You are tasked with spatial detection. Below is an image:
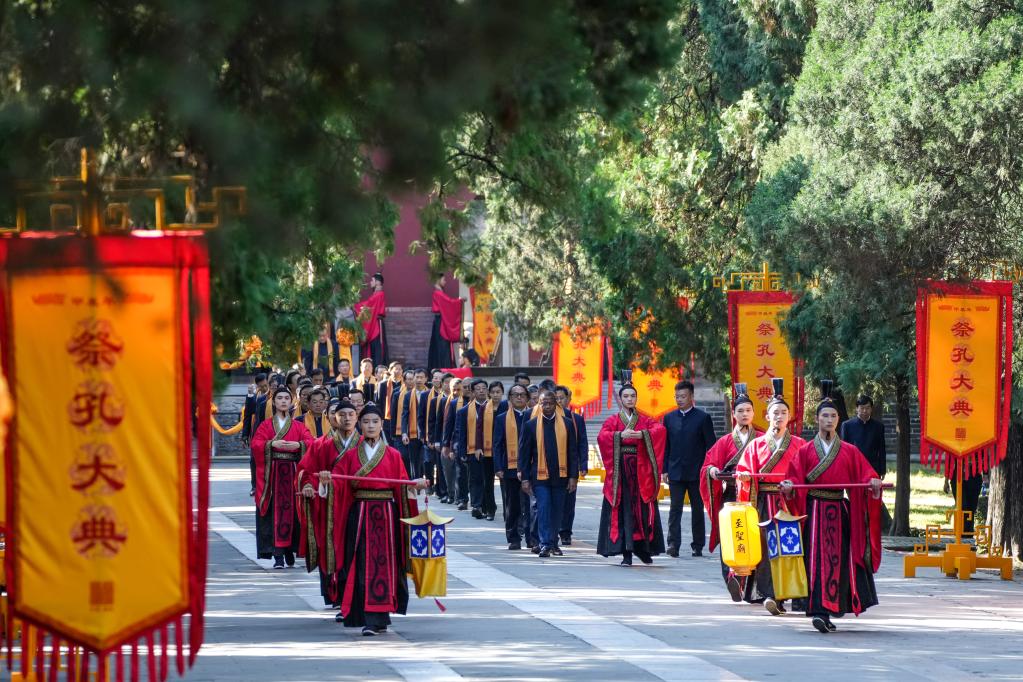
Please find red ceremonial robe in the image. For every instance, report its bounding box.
[736,431,807,517]
[355,290,386,343]
[251,416,314,556]
[431,289,462,342]
[788,438,882,615]
[297,430,362,570]
[597,411,666,545]
[333,442,417,620]
[700,427,762,552]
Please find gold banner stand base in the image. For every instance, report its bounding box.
[903,466,1013,581]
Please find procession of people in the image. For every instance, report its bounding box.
[240,281,885,638]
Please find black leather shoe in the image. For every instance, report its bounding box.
[560,536,572,546]
[812,617,831,633]
[620,556,633,567]
[531,545,541,554]
[273,556,285,569]
[636,551,653,565]
[335,612,345,623]
[551,547,564,556]
[486,513,495,521]
[727,577,742,602]
[284,551,295,567]
[538,548,551,558]
[457,502,468,511]
[692,548,703,557]
[508,542,521,551]
[471,508,483,519]
[667,546,679,558]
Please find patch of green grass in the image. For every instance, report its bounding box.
[882,463,968,535]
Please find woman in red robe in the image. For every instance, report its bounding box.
[354,272,387,365]
[735,378,806,612]
[596,382,667,566]
[251,387,314,568]
[782,381,881,634]
[428,275,462,371]
[699,383,762,599]
[332,404,425,636]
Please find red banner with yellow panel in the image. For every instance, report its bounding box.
[916,281,1013,477]
[552,325,606,417]
[727,291,803,433]
[471,285,499,362]
[1,235,211,680]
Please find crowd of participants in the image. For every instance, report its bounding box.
[239,355,885,637]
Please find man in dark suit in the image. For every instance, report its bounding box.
[839,394,887,477]
[517,389,578,558]
[554,385,588,546]
[662,380,716,557]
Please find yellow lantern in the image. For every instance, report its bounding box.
[719,502,762,575]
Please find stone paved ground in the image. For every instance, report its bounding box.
[190,461,1023,681]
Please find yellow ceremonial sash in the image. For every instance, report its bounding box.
[303,412,330,438]
[536,416,568,480]
[354,375,376,393]
[424,388,439,441]
[466,401,495,456]
[383,380,397,419]
[505,410,520,469]
[311,338,335,372]
[408,389,420,439]
[394,386,408,436]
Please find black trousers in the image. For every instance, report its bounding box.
[456,456,470,504]
[667,479,706,551]
[469,456,496,514]
[404,439,424,478]
[499,475,523,543]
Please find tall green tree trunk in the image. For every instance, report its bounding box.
[891,377,912,537]
[990,422,1023,561]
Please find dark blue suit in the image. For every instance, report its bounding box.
[518,415,578,550]
[427,393,448,496]
[662,406,716,552]
[559,411,589,542]
[494,408,534,546]
[454,401,497,516]
[398,388,428,478]
[444,395,470,505]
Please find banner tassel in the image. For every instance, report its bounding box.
[66,645,76,682]
[174,618,185,677]
[130,640,139,682]
[47,637,59,682]
[20,623,30,678]
[116,648,124,682]
[97,652,108,682]
[433,598,447,612]
[80,648,90,682]
[146,632,157,682]
[159,625,169,682]
[35,627,46,681]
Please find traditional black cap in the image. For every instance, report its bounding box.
[732,383,753,409]
[336,399,357,413]
[359,404,383,420]
[816,379,837,415]
[767,377,788,409]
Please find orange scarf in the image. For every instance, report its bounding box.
[394,386,409,436]
[424,388,439,441]
[383,379,399,419]
[466,400,495,456]
[505,410,520,469]
[531,403,565,419]
[536,415,568,480]
[355,374,375,393]
[408,388,421,439]
[303,412,330,437]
